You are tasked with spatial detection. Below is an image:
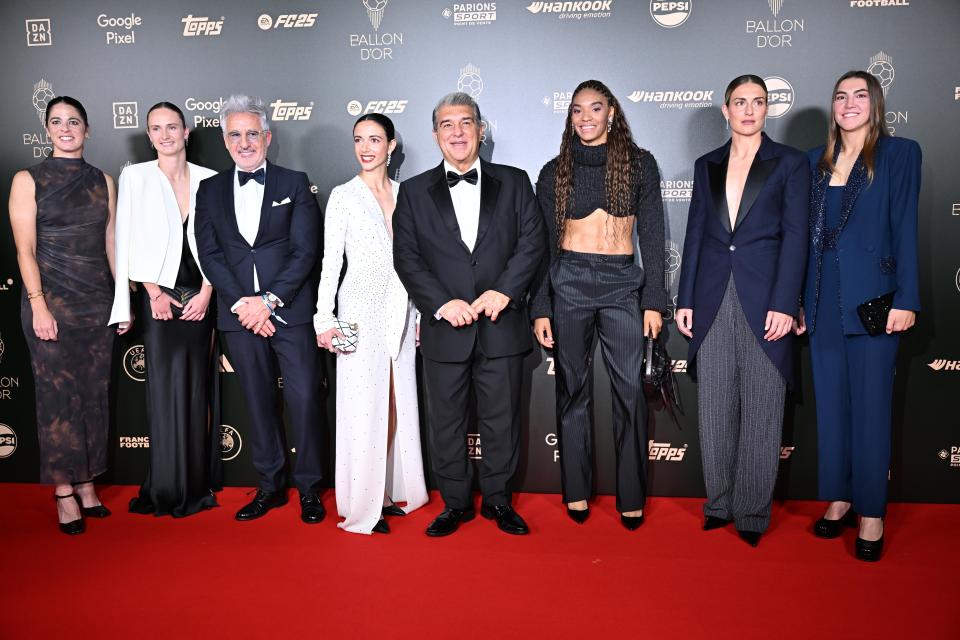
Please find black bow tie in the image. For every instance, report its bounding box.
[446,168,478,188]
[238,168,265,186]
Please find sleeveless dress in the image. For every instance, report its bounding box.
[128,220,218,517]
[20,156,114,484]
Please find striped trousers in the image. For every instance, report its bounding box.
[551,251,648,513]
[696,278,785,533]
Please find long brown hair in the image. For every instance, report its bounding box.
[554,79,638,246]
[817,70,887,182]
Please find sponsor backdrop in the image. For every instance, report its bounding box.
[1,0,957,504]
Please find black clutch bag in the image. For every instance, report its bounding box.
[856,291,895,336]
[160,285,201,319]
[642,335,684,427]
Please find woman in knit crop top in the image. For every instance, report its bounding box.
[530,80,666,529]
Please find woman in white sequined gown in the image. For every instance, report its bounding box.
[315,114,428,534]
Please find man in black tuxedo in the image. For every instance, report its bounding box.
[194,94,325,524]
[393,92,546,536]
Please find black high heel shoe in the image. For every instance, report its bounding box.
[855,534,884,561]
[74,495,111,518]
[814,508,857,539]
[55,493,85,535]
[382,504,406,517]
[372,518,390,534]
[566,506,590,524]
[620,513,644,531]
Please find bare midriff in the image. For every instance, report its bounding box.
[560,208,635,255]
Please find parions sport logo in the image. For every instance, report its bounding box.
[542,91,571,114]
[525,1,613,20]
[649,1,691,28]
[0,424,17,459]
[441,3,497,26]
[763,76,794,118]
[661,178,693,202]
[123,344,146,382]
[937,447,960,468]
[220,425,243,461]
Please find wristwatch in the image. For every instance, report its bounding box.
[264,292,283,308]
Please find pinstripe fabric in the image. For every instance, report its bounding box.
[551,251,648,513]
[696,277,785,533]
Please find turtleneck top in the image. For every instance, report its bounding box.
[530,138,667,318]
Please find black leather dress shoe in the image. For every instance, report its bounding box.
[235,489,288,521]
[855,535,884,561]
[481,504,529,535]
[738,530,762,547]
[382,504,406,517]
[621,514,645,531]
[299,493,326,524]
[372,518,390,534]
[814,509,857,539]
[426,507,475,537]
[566,506,590,524]
[55,493,85,535]
[703,515,731,531]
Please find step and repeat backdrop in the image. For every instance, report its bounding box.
[1,1,958,503]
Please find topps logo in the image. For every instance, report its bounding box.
[182,15,223,36]
[648,440,687,461]
[270,100,313,121]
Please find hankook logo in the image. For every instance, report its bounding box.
[928,359,960,372]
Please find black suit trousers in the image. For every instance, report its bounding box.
[551,251,648,512]
[422,344,523,510]
[222,323,324,495]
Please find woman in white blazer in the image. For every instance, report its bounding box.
[110,102,218,517]
[315,113,428,534]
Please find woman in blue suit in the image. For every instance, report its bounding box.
[677,75,809,547]
[796,70,920,562]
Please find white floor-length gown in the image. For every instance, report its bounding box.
[314,176,428,534]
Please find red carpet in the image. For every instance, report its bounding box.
[2,485,957,639]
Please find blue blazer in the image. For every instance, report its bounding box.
[194,161,321,331]
[677,133,810,386]
[803,136,921,335]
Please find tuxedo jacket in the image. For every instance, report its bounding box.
[393,159,547,363]
[803,136,921,335]
[677,133,810,386]
[194,161,320,331]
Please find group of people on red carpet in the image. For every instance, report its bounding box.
[9,69,919,563]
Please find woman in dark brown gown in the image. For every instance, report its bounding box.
[8,96,118,535]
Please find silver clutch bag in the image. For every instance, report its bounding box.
[332,320,359,353]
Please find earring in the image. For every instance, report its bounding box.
[607,118,613,133]
[724,118,729,131]
[386,152,391,167]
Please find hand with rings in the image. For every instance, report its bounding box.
[148,289,182,322]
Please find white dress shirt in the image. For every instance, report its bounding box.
[231,162,266,311]
[444,158,481,251]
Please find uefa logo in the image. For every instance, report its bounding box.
[0,424,17,459]
[763,76,794,118]
[220,425,242,461]
[123,345,146,382]
[649,1,691,28]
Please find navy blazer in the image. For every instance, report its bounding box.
[803,136,921,335]
[194,161,321,331]
[393,159,546,363]
[677,133,810,386]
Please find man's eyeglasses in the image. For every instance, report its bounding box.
[227,130,264,144]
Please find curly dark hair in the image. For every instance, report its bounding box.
[553,79,639,247]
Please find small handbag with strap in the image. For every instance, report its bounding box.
[642,334,684,427]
